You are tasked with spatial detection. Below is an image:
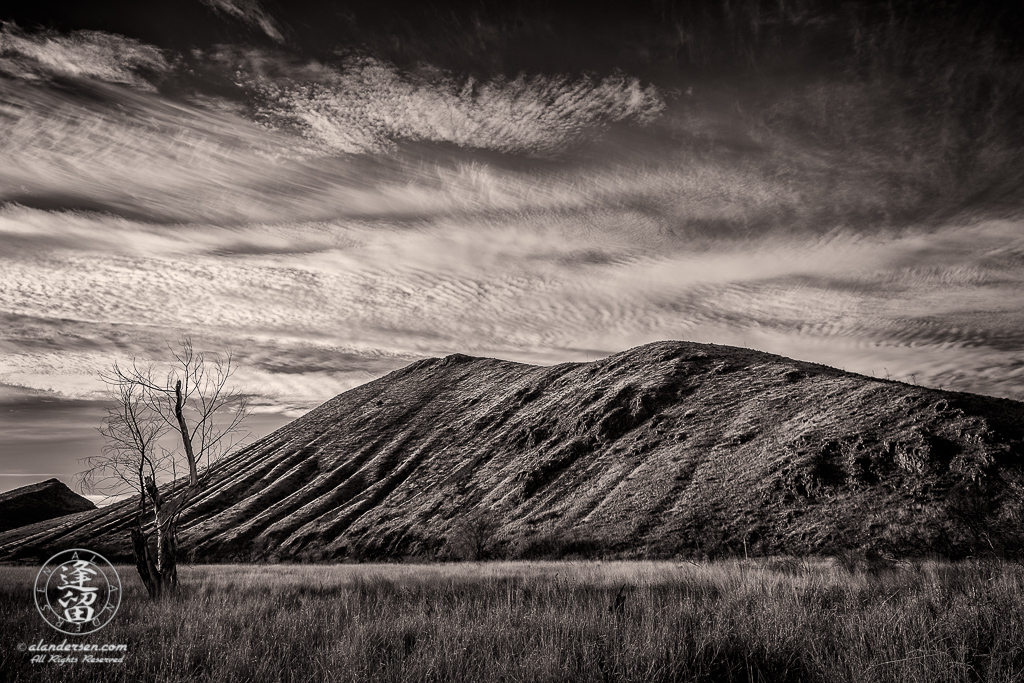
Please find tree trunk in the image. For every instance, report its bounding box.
[130,515,182,599]
[130,519,161,600]
[174,380,199,487]
[133,476,189,599]
[156,516,179,593]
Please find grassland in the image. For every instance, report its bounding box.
[1,559,1022,682]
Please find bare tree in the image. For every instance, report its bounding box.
[79,337,250,598]
[450,511,502,561]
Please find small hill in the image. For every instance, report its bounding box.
[2,341,1023,563]
[0,478,96,534]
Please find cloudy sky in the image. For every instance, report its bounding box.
[1,1,1022,497]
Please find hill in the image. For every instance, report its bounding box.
[2,341,1023,563]
[0,478,96,534]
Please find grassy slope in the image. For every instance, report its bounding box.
[2,341,1022,563]
[1,560,1022,682]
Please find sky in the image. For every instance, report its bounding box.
[1,1,1022,499]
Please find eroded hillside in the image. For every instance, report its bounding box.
[3,341,1023,562]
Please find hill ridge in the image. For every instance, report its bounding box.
[0,477,96,534]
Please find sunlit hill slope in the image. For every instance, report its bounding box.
[2,341,1023,563]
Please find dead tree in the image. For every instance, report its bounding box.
[80,337,249,599]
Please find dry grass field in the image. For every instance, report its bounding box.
[1,559,1022,682]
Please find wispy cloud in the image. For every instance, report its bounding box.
[200,0,284,42]
[2,199,1022,405]
[241,53,664,155]
[1,26,1022,492]
[0,25,169,90]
